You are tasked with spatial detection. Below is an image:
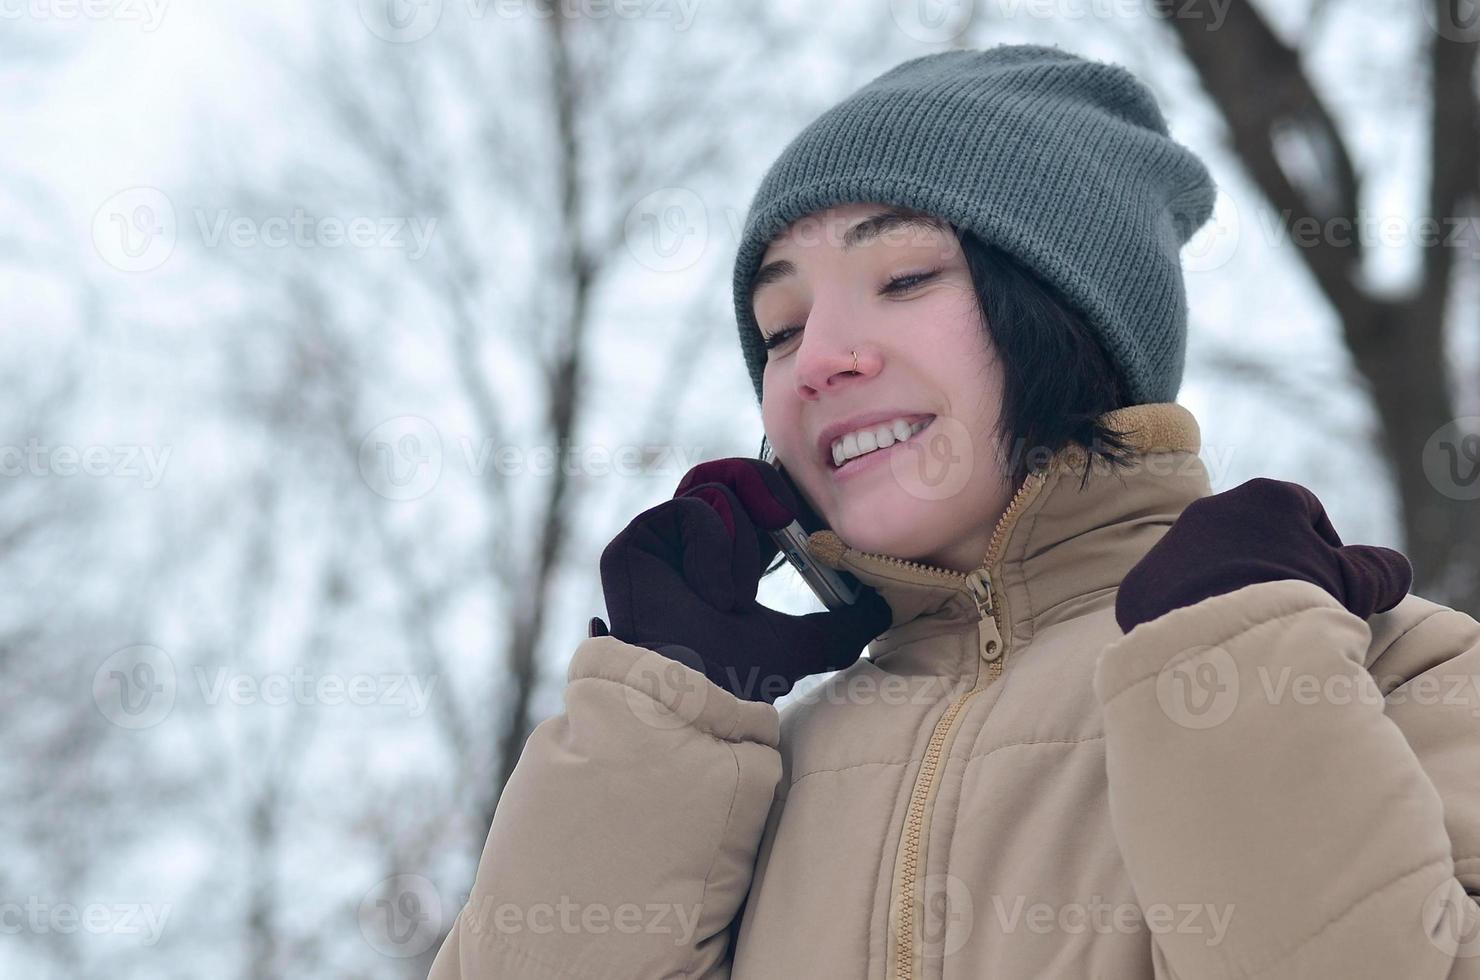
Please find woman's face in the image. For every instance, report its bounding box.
[755,202,1016,574]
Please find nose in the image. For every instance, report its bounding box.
[793,309,873,398]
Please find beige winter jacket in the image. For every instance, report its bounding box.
[429,401,1480,979]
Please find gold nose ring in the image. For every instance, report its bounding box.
[851,349,859,373]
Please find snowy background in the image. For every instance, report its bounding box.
[3,0,1476,976]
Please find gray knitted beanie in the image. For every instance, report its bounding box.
[731,44,1217,407]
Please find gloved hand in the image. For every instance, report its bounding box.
[1115,477,1413,634]
[594,457,892,704]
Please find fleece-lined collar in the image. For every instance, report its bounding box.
[805,401,1210,668]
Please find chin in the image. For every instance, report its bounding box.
[831,519,931,562]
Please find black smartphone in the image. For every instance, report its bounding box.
[758,434,863,610]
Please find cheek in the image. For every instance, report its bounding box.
[910,290,984,355]
[914,313,1006,461]
[760,399,803,470]
[914,335,989,401]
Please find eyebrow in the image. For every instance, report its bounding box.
[749,209,949,301]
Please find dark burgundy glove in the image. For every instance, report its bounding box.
[594,457,892,704]
[1116,477,1413,634]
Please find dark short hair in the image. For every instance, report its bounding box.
[956,224,1140,493]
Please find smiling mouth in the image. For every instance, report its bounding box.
[830,416,936,472]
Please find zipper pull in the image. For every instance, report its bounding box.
[965,567,993,616]
[965,568,1003,663]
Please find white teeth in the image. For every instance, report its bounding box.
[831,416,933,468]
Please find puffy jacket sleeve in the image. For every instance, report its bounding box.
[429,634,782,979]
[1093,578,1480,980]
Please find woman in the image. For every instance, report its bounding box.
[430,45,1480,979]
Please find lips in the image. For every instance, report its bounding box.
[829,416,937,477]
[816,411,937,470]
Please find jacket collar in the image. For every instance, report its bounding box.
[804,402,1211,667]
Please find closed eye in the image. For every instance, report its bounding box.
[880,269,940,295]
[760,269,942,351]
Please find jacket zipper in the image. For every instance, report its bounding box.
[843,469,1045,980]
